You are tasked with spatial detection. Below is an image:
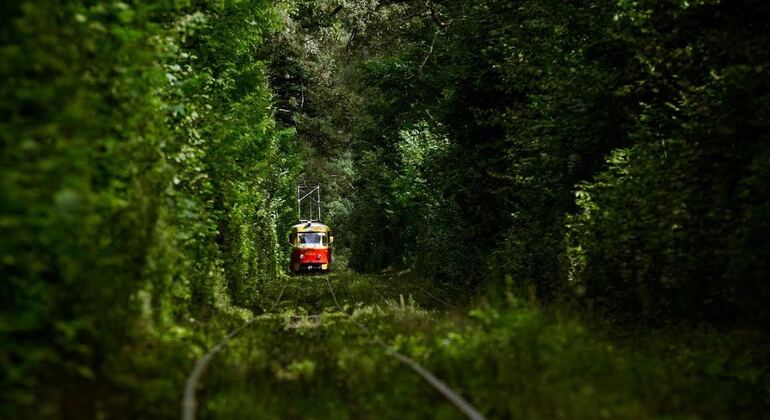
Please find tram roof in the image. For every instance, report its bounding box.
[290,221,331,233]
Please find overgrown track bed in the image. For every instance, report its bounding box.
[323,277,484,420]
[184,272,478,420]
[182,282,288,420]
[184,272,770,420]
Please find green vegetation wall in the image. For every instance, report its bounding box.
[565,0,770,325]
[290,0,770,326]
[0,1,300,416]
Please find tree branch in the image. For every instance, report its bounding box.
[407,30,439,79]
[417,30,438,72]
[424,0,452,29]
[301,4,345,29]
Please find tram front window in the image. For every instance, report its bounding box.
[299,232,325,246]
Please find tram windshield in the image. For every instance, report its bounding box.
[298,232,326,246]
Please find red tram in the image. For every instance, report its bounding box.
[290,185,332,273]
[289,221,333,273]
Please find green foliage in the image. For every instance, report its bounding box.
[1,0,301,416]
[566,0,770,324]
[285,0,770,327]
[1,2,173,414]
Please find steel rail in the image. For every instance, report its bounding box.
[181,282,287,420]
[323,278,486,420]
[411,283,458,309]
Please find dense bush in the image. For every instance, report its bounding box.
[0,1,300,416]
[566,1,770,325]
[284,0,770,327]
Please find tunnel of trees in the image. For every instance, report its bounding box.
[2,0,769,418]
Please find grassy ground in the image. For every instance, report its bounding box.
[177,271,770,419]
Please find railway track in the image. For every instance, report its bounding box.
[323,276,485,420]
[181,282,287,420]
[181,273,485,420]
